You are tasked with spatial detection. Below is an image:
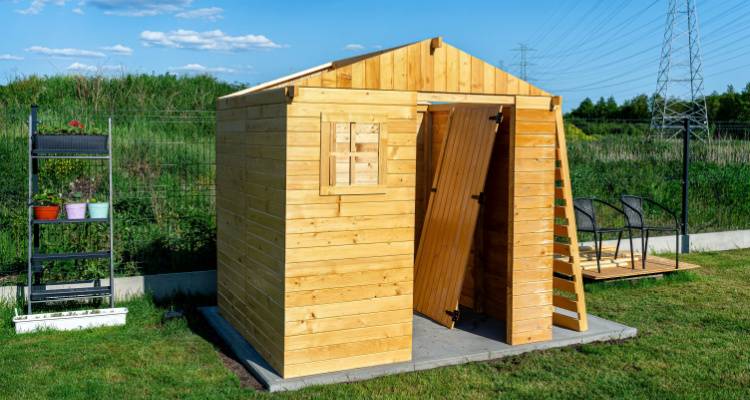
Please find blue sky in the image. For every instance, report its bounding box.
[1,0,749,110]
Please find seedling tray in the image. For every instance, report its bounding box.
[33,134,108,155]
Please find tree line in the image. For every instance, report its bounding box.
[568,83,750,122]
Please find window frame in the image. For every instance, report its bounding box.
[319,113,389,196]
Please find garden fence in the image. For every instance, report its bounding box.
[0,108,215,284]
[2,110,750,284]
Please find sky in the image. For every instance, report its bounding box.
[1,0,749,110]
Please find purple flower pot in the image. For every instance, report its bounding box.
[65,203,87,219]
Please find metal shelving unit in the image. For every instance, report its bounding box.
[26,105,115,314]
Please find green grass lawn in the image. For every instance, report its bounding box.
[2,249,749,399]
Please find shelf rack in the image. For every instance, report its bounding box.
[26,105,115,314]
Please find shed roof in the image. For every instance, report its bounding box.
[221,37,549,99]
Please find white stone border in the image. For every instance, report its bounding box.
[581,229,750,254]
[13,308,128,334]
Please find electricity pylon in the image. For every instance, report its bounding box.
[651,0,709,139]
[512,43,535,81]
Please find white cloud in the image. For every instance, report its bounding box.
[66,62,124,73]
[66,62,97,72]
[168,63,236,74]
[0,54,24,61]
[101,44,133,55]
[26,46,106,58]
[175,7,222,21]
[16,0,68,15]
[72,7,83,14]
[87,0,192,16]
[344,44,365,51]
[140,29,282,51]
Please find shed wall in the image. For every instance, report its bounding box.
[283,87,418,378]
[507,97,557,344]
[216,89,289,373]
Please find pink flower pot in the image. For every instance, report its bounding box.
[65,203,87,219]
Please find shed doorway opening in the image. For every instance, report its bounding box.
[414,104,515,336]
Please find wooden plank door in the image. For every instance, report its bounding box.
[413,105,502,328]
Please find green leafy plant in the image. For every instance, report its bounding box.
[37,119,105,135]
[32,190,63,206]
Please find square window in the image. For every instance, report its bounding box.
[320,115,388,195]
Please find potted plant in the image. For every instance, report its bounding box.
[34,119,108,154]
[32,190,63,220]
[87,194,109,219]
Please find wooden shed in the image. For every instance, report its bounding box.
[215,37,588,379]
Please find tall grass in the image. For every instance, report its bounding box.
[0,74,236,284]
[569,134,750,232]
[0,74,240,113]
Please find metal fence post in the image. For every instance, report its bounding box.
[681,117,690,253]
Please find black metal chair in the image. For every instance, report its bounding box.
[573,198,628,273]
[620,195,680,270]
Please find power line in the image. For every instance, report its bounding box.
[529,1,585,52]
[527,0,750,107]
[534,0,608,61]
[537,0,747,76]
[554,2,750,88]
[535,11,662,61]
[537,0,642,62]
[526,0,577,46]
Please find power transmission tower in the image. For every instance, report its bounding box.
[512,43,535,81]
[651,0,709,139]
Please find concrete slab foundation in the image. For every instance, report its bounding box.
[200,307,637,392]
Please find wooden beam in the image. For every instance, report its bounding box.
[552,103,589,332]
[430,37,443,54]
[285,85,298,103]
[551,96,562,111]
[416,92,514,105]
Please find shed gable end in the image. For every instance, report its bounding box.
[223,38,548,98]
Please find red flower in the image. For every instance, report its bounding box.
[68,120,85,130]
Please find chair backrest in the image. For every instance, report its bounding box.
[620,195,644,228]
[573,198,596,231]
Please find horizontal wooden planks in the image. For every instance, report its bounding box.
[216,94,288,374]
[282,87,416,377]
[506,100,556,345]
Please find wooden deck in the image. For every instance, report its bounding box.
[575,247,700,281]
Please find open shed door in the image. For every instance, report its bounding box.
[413,105,502,328]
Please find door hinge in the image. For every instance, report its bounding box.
[489,112,503,123]
[471,192,484,204]
[445,309,460,322]
[430,187,437,193]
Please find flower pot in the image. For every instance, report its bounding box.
[33,205,60,220]
[88,202,109,219]
[65,203,87,219]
